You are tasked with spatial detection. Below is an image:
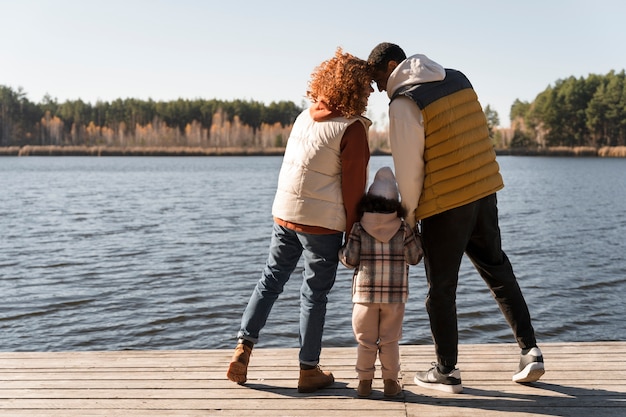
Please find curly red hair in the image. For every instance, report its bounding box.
[306,47,372,118]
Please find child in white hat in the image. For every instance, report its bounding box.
[339,166,423,398]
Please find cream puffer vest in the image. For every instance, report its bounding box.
[272,109,368,232]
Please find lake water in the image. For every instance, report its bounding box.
[1,155,625,352]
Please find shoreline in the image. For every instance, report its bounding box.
[1,145,625,157]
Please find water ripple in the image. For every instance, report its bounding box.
[1,156,625,351]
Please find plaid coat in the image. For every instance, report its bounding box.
[339,213,422,303]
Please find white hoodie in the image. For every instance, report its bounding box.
[386,54,446,228]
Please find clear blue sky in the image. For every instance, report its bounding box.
[2,0,624,129]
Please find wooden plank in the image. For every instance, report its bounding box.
[0,342,624,417]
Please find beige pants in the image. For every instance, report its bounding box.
[352,302,405,381]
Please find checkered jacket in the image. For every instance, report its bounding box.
[340,216,422,303]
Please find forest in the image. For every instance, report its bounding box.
[1,68,625,154]
[507,69,626,148]
[0,88,302,150]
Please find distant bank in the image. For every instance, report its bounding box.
[0,146,286,157]
[1,145,625,157]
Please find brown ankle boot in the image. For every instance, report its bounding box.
[226,343,252,384]
[297,365,334,393]
[357,379,372,397]
[383,379,402,397]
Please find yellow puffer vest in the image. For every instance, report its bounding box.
[393,69,504,220]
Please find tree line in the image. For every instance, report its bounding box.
[508,70,626,148]
[3,68,625,153]
[0,85,302,149]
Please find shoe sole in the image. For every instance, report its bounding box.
[297,383,333,393]
[298,378,334,393]
[414,375,463,394]
[357,387,372,397]
[513,362,545,383]
[383,389,403,397]
[226,361,248,385]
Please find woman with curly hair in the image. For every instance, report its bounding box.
[226,48,374,393]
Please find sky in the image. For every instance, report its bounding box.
[2,0,625,129]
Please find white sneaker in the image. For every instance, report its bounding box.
[512,347,545,383]
[414,363,463,393]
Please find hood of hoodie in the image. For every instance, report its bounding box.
[386,54,446,99]
[360,211,402,243]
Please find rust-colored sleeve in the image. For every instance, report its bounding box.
[340,121,370,235]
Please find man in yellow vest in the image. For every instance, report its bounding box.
[368,42,545,394]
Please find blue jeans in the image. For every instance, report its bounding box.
[237,222,343,366]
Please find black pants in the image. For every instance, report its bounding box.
[421,193,537,368]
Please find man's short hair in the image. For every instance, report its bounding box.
[368,42,407,72]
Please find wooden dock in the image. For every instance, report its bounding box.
[1,341,624,416]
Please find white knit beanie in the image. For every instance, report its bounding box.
[367,166,399,201]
